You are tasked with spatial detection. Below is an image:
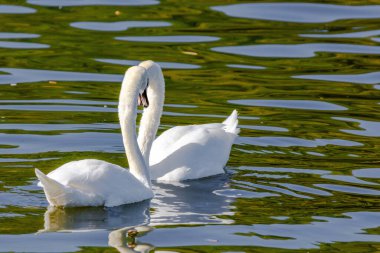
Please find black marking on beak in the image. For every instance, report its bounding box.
[138,79,149,108]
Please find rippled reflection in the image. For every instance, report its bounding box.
[71,21,170,32]
[0,68,121,85]
[27,0,159,7]
[333,117,380,137]
[41,202,150,232]
[229,99,346,110]
[96,59,200,69]
[301,29,380,38]
[212,3,380,23]
[295,71,380,84]
[353,168,380,179]
[238,136,362,148]
[213,43,380,58]
[116,35,220,43]
[0,5,36,14]
[0,41,49,49]
[0,33,39,39]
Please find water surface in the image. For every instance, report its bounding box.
[1,0,380,252]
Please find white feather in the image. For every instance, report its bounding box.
[138,61,239,182]
[36,66,153,207]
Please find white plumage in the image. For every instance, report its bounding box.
[36,66,153,207]
[138,61,239,182]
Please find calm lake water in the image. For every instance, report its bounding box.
[1,0,380,252]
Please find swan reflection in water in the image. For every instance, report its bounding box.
[41,200,151,232]
[41,174,232,232]
[40,175,233,251]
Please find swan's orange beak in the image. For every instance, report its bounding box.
[138,88,149,108]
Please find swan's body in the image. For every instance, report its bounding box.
[137,61,239,182]
[36,66,153,207]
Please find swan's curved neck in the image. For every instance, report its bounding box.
[119,67,151,188]
[137,65,165,165]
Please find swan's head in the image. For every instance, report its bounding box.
[123,66,150,108]
[139,60,163,82]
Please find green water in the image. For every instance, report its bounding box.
[1,0,380,252]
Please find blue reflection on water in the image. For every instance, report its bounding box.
[212,3,380,23]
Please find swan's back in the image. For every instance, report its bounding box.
[40,159,153,207]
[149,110,239,181]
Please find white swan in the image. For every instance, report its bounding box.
[137,60,239,182]
[35,66,153,207]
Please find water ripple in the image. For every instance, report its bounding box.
[238,136,362,148]
[229,99,346,111]
[301,29,380,39]
[213,43,380,58]
[0,33,39,39]
[0,68,121,85]
[273,182,332,196]
[226,64,266,70]
[27,0,159,7]
[322,175,378,186]
[333,117,380,137]
[238,166,331,175]
[353,168,380,179]
[96,58,200,69]
[71,21,170,31]
[211,3,380,23]
[0,41,49,49]
[315,184,380,196]
[116,35,220,43]
[1,212,380,251]
[0,5,36,14]
[294,71,380,85]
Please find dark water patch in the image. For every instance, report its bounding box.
[294,71,380,85]
[96,58,200,69]
[116,35,220,43]
[211,3,380,23]
[27,0,159,7]
[71,21,170,31]
[301,29,380,38]
[0,5,36,14]
[0,68,121,85]
[0,41,49,49]
[333,117,380,137]
[229,99,346,111]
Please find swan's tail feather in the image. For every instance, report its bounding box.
[223,110,240,135]
[35,168,66,206]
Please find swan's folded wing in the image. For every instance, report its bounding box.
[150,124,237,180]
